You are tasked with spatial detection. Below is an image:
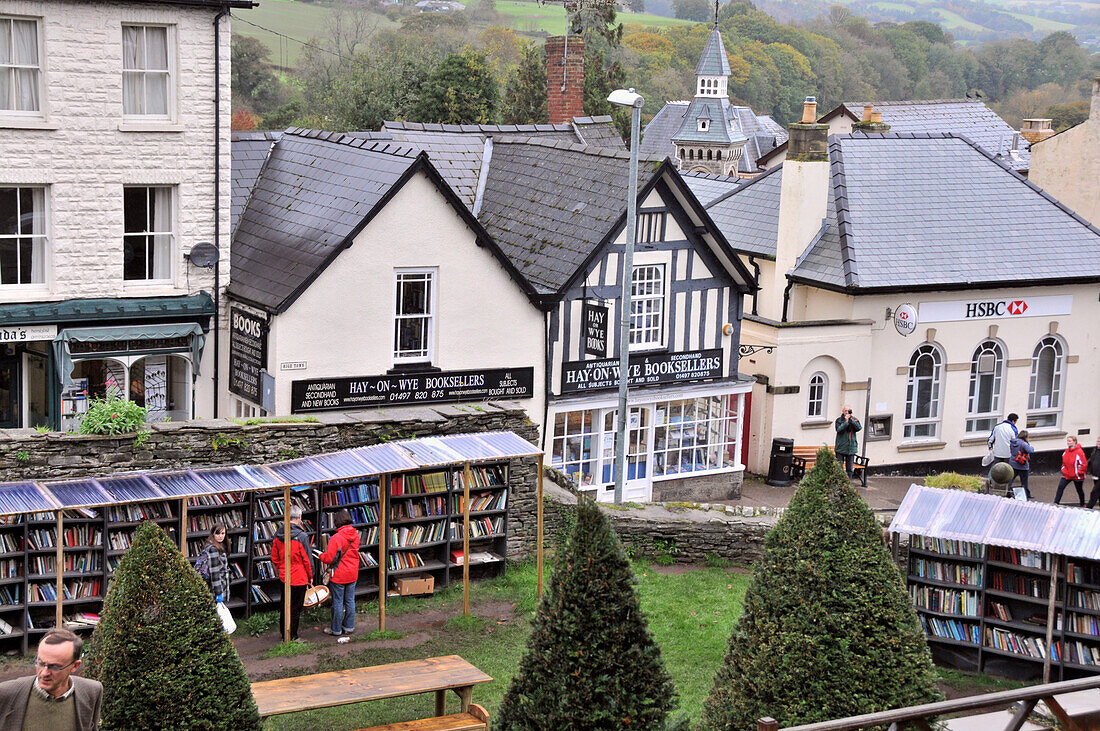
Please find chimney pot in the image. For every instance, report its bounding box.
[870,111,882,123]
[862,104,874,122]
[1020,118,1054,144]
[800,96,817,124]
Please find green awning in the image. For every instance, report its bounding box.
[53,323,205,386]
[0,293,214,327]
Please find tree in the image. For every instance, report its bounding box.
[496,499,677,729]
[231,34,291,115]
[702,448,940,730]
[86,522,260,730]
[412,50,500,124]
[673,0,711,22]
[1046,99,1090,131]
[503,43,548,124]
[231,108,259,130]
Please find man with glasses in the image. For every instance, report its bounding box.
[0,628,102,730]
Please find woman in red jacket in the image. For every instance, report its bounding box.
[1055,435,1089,507]
[319,509,361,637]
[271,505,313,642]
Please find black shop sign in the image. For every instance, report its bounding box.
[291,367,535,412]
[560,349,724,394]
[582,302,609,357]
[228,307,267,404]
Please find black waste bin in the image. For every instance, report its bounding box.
[765,437,795,486]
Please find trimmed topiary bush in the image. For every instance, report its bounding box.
[496,498,677,729]
[86,522,260,730]
[702,447,941,730]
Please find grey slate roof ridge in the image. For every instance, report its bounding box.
[491,135,662,162]
[792,220,830,269]
[283,127,420,158]
[384,120,576,134]
[828,137,858,288]
[707,163,780,208]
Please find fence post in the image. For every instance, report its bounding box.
[757,718,779,731]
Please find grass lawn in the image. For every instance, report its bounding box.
[483,0,693,36]
[258,558,750,729]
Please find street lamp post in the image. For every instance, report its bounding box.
[607,88,644,505]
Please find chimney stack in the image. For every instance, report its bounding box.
[545,35,585,124]
[1090,75,1100,126]
[1020,118,1054,144]
[853,103,890,134]
[787,97,828,162]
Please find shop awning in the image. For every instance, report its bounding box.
[53,323,205,386]
[0,293,214,327]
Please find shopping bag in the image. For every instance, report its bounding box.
[981,448,995,467]
[216,601,236,634]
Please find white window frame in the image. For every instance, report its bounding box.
[121,24,175,120]
[393,267,436,364]
[806,372,827,420]
[123,185,175,284]
[652,394,742,478]
[628,263,665,351]
[1027,335,1065,430]
[0,15,43,119]
[550,409,598,488]
[965,339,1004,434]
[904,343,944,440]
[0,185,48,288]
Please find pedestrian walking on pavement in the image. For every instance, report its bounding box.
[1055,435,1088,507]
[1009,430,1034,500]
[834,405,861,479]
[988,413,1019,480]
[1086,437,1100,509]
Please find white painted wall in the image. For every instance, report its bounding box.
[0,0,231,417]
[265,170,545,422]
[1028,79,1100,228]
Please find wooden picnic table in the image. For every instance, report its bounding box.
[251,655,493,721]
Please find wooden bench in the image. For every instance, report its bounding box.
[356,703,489,731]
[250,655,492,723]
[791,445,868,487]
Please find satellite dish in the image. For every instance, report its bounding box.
[187,242,220,268]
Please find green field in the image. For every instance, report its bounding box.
[1004,10,1075,32]
[932,7,989,32]
[492,0,692,35]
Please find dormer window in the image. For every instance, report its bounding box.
[698,119,709,132]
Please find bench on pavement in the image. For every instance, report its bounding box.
[791,445,868,487]
[250,655,492,725]
[357,703,490,731]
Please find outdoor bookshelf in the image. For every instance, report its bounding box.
[894,485,1100,681]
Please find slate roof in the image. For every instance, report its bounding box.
[476,138,663,294]
[695,165,782,259]
[641,101,781,174]
[231,130,282,233]
[680,170,743,206]
[695,27,731,77]
[674,99,744,145]
[228,129,424,311]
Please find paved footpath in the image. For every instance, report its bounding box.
[735,472,1100,515]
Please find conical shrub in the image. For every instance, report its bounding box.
[702,448,940,730]
[496,498,677,729]
[85,522,261,730]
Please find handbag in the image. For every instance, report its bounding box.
[303,583,330,608]
[215,601,236,634]
[981,448,996,467]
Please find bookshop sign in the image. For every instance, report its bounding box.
[291,367,535,412]
[228,307,267,404]
[561,349,724,394]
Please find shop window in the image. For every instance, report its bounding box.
[806,372,827,419]
[628,264,664,349]
[393,268,435,363]
[0,186,45,285]
[130,354,189,422]
[0,16,41,114]
[123,186,173,281]
[903,343,943,440]
[965,340,1004,434]
[122,24,173,118]
[600,408,649,484]
[653,395,739,477]
[550,409,597,487]
[1027,335,1064,429]
[636,212,664,244]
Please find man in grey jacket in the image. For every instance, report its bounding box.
[988,413,1019,477]
[0,628,102,730]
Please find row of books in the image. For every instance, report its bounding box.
[188,492,245,507]
[912,558,982,586]
[187,510,246,531]
[186,536,247,557]
[988,546,1050,569]
[451,517,503,540]
[912,536,984,558]
[920,615,980,644]
[28,526,103,550]
[255,496,312,520]
[985,627,1058,659]
[108,504,172,522]
[1068,562,1100,586]
[909,585,980,616]
[391,473,448,496]
[254,560,277,580]
[359,551,378,568]
[250,585,271,602]
[323,505,377,527]
[24,612,99,631]
[0,533,18,552]
[27,553,101,575]
[391,497,447,521]
[1070,589,1100,611]
[390,522,446,547]
[989,570,1049,599]
[322,483,380,506]
[29,509,97,521]
[0,585,20,604]
[452,491,507,513]
[451,467,505,490]
[29,579,102,602]
[1066,614,1100,636]
[1,559,19,578]
[388,551,426,571]
[1065,641,1100,666]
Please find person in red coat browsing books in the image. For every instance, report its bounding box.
[271,505,313,642]
[1055,435,1089,507]
[319,509,361,637]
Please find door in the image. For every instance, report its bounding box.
[596,406,653,503]
[0,357,19,428]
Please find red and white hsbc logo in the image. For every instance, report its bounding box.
[919,294,1072,323]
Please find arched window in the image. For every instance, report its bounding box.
[715,150,722,160]
[706,149,713,160]
[1028,335,1065,428]
[688,149,694,160]
[904,343,943,439]
[806,372,827,419]
[966,340,1004,433]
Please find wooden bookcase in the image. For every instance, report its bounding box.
[906,536,1100,679]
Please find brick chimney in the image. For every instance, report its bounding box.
[1020,118,1054,144]
[546,35,584,124]
[853,104,890,134]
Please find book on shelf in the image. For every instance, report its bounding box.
[391,472,448,496]
[0,617,12,635]
[450,549,464,565]
[988,602,1013,621]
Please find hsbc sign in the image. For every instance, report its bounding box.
[918,294,1072,323]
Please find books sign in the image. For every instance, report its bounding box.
[290,367,534,412]
[561,349,724,394]
[893,303,917,336]
[582,301,609,357]
[228,307,267,404]
[918,294,1072,323]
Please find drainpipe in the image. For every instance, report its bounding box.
[861,377,872,458]
[780,275,794,323]
[541,309,552,454]
[212,4,228,418]
[748,256,760,316]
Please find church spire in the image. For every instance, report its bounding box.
[714,0,719,28]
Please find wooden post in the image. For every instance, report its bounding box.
[379,475,388,634]
[462,462,472,617]
[283,486,292,644]
[1044,554,1059,684]
[536,455,544,598]
[180,499,188,554]
[757,718,779,731]
[55,510,64,630]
